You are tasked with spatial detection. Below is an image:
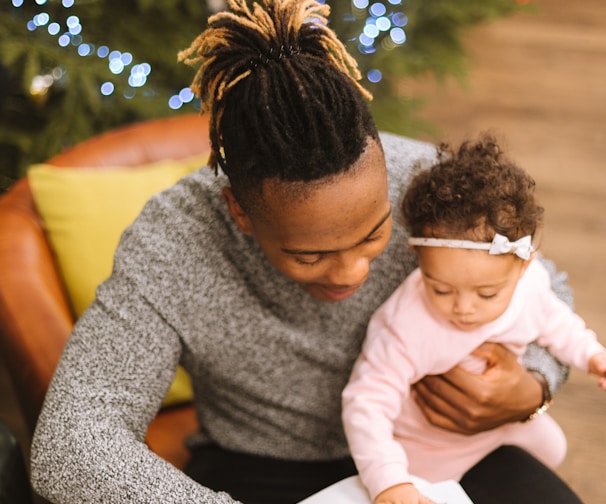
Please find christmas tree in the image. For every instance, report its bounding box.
[0,0,527,191]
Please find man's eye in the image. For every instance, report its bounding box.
[295,255,323,266]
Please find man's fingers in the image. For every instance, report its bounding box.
[439,365,492,403]
[470,341,509,366]
[415,374,461,411]
[414,377,469,433]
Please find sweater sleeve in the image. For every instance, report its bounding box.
[30,274,240,504]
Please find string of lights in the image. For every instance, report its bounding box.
[12,0,407,109]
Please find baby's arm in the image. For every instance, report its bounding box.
[342,296,425,501]
[588,351,606,390]
[374,483,436,504]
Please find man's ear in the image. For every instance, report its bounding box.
[222,187,253,235]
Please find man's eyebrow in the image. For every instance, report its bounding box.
[281,208,392,255]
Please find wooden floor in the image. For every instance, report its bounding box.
[406,0,606,502]
[1,0,605,502]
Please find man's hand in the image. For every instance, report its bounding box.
[374,483,436,504]
[412,342,542,434]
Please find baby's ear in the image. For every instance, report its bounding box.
[520,251,538,276]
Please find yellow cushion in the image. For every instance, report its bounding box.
[29,156,207,407]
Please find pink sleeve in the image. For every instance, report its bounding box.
[342,278,428,500]
[531,261,605,371]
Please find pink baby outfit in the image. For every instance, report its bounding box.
[342,259,605,501]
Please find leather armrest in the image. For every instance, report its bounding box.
[0,113,210,466]
[0,179,74,434]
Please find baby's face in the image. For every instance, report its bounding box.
[415,246,530,332]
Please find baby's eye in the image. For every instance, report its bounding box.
[433,288,452,296]
[479,292,498,299]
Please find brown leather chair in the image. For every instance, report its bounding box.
[0,113,212,472]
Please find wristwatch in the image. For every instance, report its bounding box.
[522,369,554,423]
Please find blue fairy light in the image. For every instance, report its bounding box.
[33,13,50,26]
[12,0,24,7]
[47,22,60,35]
[120,52,133,66]
[62,0,75,7]
[128,74,146,88]
[140,63,152,76]
[390,27,406,44]
[358,30,377,54]
[65,15,79,28]
[367,69,382,83]
[97,46,110,58]
[363,24,379,39]
[58,34,70,47]
[375,16,391,31]
[179,87,194,103]
[359,45,377,55]
[169,88,198,109]
[168,95,183,110]
[131,64,144,76]
[100,82,114,96]
[353,0,369,10]
[359,33,375,47]
[78,44,91,56]
[109,59,125,74]
[392,12,408,27]
[369,2,386,17]
[26,21,36,31]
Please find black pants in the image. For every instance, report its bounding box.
[185,444,583,504]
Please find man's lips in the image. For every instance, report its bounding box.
[315,284,361,301]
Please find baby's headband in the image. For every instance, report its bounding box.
[407,233,534,260]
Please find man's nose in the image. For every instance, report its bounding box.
[325,252,370,287]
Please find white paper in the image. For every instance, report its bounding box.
[298,475,474,504]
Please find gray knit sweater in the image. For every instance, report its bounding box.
[30,133,570,503]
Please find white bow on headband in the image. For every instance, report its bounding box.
[408,233,534,260]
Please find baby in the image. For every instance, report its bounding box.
[342,134,606,504]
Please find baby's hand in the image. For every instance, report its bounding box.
[374,483,436,504]
[588,351,606,390]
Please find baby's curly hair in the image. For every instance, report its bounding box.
[401,134,544,244]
